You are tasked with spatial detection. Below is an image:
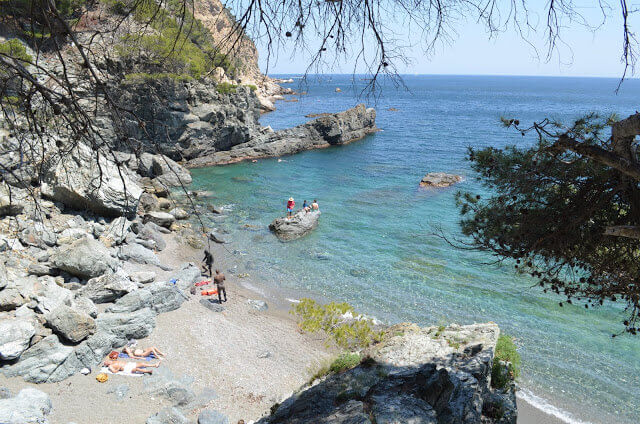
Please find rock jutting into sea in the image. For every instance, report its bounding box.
[259,322,517,424]
[188,104,377,167]
[269,210,321,241]
[420,172,463,188]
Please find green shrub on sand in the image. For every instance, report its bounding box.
[491,334,521,389]
[291,298,385,350]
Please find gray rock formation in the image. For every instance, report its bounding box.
[80,271,138,303]
[51,237,117,279]
[41,142,142,217]
[258,323,516,424]
[419,172,463,188]
[269,211,320,241]
[189,104,377,166]
[2,335,73,383]
[0,319,35,360]
[136,223,168,251]
[113,80,260,162]
[118,243,168,269]
[100,217,131,246]
[144,211,176,228]
[45,305,96,343]
[96,307,156,344]
[0,388,52,424]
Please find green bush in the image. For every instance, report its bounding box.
[216,82,237,94]
[329,353,361,373]
[246,84,258,92]
[491,334,521,389]
[291,298,385,349]
[113,0,236,78]
[0,39,32,63]
[310,352,362,383]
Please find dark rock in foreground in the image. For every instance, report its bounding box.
[189,104,377,166]
[269,211,320,241]
[420,172,463,188]
[258,323,516,424]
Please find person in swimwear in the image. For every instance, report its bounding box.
[311,199,319,211]
[103,359,161,375]
[122,346,166,359]
[286,197,295,218]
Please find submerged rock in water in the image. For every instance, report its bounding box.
[419,172,463,188]
[269,210,320,241]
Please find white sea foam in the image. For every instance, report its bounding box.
[517,388,594,424]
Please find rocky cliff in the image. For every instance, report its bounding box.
[260,323,517,424]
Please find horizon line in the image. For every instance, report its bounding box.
[263,72,636,80]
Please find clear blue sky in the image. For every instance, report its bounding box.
[255,2,630,77]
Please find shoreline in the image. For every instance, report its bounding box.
[191,201,592,424]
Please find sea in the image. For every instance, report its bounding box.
[188,74,640,424]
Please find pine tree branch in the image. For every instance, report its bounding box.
[550,134,640,180]
[604,225,640,239]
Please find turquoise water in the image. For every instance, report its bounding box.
[190,75,640,424]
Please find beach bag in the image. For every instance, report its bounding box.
[108,351,119,360]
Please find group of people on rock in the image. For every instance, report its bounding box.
[286,197,319,218]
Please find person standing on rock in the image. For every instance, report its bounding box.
[312,199,319,211]
[303,200,309,211]
[203,249,214,278]
[286,197,295,218]
[214,269,227,303]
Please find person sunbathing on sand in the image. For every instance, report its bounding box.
[104,359,161,375]
[122,346,166,359]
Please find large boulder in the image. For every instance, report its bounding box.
[46,330,119,382]
[0,319,35,360]
[0,182,25,217]
[106,281,185,314]
[138,153,193,187]
[419,172,463,188]
[269,210,320,241]
[0,388,52,424]
[100,217,131,246]
[96,308,156,344]
[51,237,117,278]
[31,277,74,314]
[143,211,176,228]
[41,142,142,217]
[136,223,167,251]
[45,305,96,343]
[2,335,73,383]
[147,281,187,313]
[80,271,138,303]
[0,286,25,311]
[119,243,168,268]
